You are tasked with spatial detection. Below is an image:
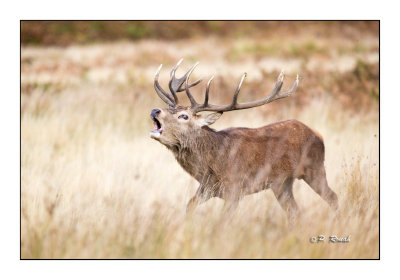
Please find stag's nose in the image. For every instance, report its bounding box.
[151,109,161,119]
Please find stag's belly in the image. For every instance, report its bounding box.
[213,176,273,199]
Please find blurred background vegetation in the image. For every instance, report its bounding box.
[21,21,378,46]
[21,21,379,111]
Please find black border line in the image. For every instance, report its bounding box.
[20,20,380,260]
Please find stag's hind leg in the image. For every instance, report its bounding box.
[303,166,338,210]
[271,177,299,224]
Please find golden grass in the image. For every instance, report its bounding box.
[21,33,379,259]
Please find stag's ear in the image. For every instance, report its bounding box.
[198,112,222,126]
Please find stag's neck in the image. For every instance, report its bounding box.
[169,126,224,181]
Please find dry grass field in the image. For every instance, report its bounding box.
[21,21,379,259]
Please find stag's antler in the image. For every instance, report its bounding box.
[185,64,299,113]
[154,59,299,113]
[154,59,202,107]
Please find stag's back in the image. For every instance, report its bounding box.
[218,119,325,182]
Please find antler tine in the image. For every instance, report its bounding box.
[203,75,214,107]
[275,73,299,98]
[170,58,184,77]
[168,59,184,104]
[185,62,201,108]
[154,64,175,107]
[168,58,202,94]
[231,73,247,109]
[178,79,202,92]
[261,70,285,101]
[258,71,299,104]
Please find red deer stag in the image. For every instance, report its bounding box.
[150,59,338,223]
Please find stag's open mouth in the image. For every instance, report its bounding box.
[150,116,163,138]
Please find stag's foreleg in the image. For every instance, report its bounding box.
[186,184,213,214]
[222,198,240,217]
[271,177,299,225]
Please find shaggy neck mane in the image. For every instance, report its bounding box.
[168,126,226,180]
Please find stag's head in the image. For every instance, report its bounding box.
[150,105,222,146]
[150,59,299,147]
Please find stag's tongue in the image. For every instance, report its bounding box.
[151,120,162,133]
[150,118,162,139]
[150,125,162,139]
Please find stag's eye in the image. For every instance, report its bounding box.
[178,114,189,120]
